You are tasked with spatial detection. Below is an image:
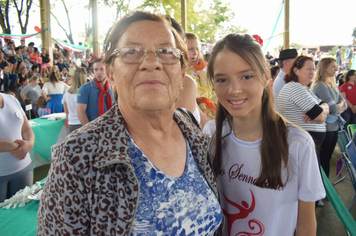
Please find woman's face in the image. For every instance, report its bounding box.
[294,60,315,86]
[107,20,184,112]
[213,50,267,120]
[326,61,337,77]
[21,68,27,74]
[187,38,199,65]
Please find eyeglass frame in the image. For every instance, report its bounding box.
[109,47,184,65]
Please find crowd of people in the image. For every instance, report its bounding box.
[1,10,356,235]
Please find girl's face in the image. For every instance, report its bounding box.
[187,38,199,65]
[213,50,267,121]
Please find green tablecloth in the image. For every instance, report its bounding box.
[0,179,46,236]
[30,117,68,167]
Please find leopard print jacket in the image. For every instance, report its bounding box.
[37,105,219,235]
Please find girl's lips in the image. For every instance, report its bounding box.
[228,99,247,108]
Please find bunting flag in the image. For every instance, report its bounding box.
[0,28,49,39]
[0,27,90,53]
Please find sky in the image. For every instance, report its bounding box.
[10,0,356,55]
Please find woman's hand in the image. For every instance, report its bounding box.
[351,106,356,114]
[10,140,31,159]
[338,101,346,114]
[312,103,329,123]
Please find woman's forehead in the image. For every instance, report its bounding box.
[118,20,175,47]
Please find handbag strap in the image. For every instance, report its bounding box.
[176,107,201,130]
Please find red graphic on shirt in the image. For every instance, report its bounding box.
[221,189,265,235]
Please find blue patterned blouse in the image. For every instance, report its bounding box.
[128,134,222,235]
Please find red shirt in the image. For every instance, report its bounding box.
[340,82,356,105]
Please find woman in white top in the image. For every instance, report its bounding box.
[63,68,87,133]
[203,34,325,235]
[0,93,34,202]
[41,71,69,115]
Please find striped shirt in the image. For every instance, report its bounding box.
[277,82,326,132]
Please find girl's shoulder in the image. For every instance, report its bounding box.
[287,124,314,145]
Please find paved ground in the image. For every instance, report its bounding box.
[317,147,356,236]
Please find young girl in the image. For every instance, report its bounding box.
[203,34,325,235]
[186,32,216,118]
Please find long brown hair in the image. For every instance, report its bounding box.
[207,33,290,189]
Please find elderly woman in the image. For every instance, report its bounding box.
[277,55,329,159]
[37,11,222,235]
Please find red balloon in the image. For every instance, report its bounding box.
[34,26,41,32]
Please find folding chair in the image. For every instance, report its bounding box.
[347,124,356,141]
[346,141,356,168]
[334,130,351,185]
[341,153,356,211]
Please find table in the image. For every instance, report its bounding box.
[30,117,69,168]
[0,179,46,236]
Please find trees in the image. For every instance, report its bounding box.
[0,0,33,34]
[139,0,243,42]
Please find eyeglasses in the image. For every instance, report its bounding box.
[110,47,183,64]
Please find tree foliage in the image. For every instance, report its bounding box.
[139,0,243,42]
[0,0,33,34]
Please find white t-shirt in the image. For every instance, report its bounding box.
[42,81,69,95]
[0,93,31,176]
[63,91,81,125]
[203,120,325,236]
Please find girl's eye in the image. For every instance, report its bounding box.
[242,75,254,80]
[215,78,227,83]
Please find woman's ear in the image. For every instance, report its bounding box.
[105,64,114,83]
[293,67,298,75]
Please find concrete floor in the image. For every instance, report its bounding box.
[317,146,356,236]
[33,146,356,235]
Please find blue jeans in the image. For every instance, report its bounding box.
[2,73,18,91]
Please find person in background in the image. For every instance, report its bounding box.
[311,57,346,180]
[0,92,35,202]
[21,46,32,71]
[77,58,114,125]
[204,33,324,235]
[21,76,41,119]
[41,71,69,114]
[52,48,61,64]
[0,52,18,92]
[3,41,17,73]
[270,65,280,87]
[340,70,356,129]
[55,57,69,73]
[65,75,72,86]
[38,11,222,235]
[186,32,217,119]
[272,48,298,110]
[336,46,342,68]
[17,78,29,109]
[17,67,29,88]
[63,68,86,133]
[40,48,52,78]
[278,55,329,161]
